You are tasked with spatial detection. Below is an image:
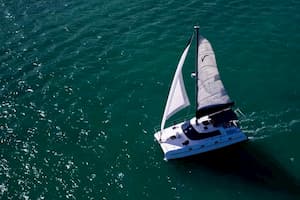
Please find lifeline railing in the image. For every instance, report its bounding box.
[153,108,246,133]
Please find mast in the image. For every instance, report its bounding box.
[194,25,200,117]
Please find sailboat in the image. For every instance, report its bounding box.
[154,26,248,160]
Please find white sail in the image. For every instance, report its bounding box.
[160,39,192,131]
[196,36,233,117]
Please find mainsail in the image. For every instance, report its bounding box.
[196,36,233,118]
[160,37,193,131]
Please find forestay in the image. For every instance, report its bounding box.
[160,37,193,131]
[196,36,233,118]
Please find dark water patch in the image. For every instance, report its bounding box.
[172,142,300,200]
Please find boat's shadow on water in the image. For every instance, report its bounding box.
[172,142,300,198]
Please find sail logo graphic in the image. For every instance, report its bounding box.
[201,55,208,62]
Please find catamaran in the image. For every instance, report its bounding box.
[154,26,248,160]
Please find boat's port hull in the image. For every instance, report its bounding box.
[154,118,248,160]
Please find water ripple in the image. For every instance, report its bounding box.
[1,0,300,199]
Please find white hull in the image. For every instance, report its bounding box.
[154,117,248,160]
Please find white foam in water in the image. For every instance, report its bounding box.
[240,109,298,141]
[0,184,8,195]
[289,119,300,127]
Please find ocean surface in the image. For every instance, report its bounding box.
[1,0,300,199]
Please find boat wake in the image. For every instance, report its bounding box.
[240,108,300,141]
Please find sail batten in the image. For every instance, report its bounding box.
[160,37,192,131]
[196,36,233,118]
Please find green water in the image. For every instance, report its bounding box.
[1,0,300,199]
